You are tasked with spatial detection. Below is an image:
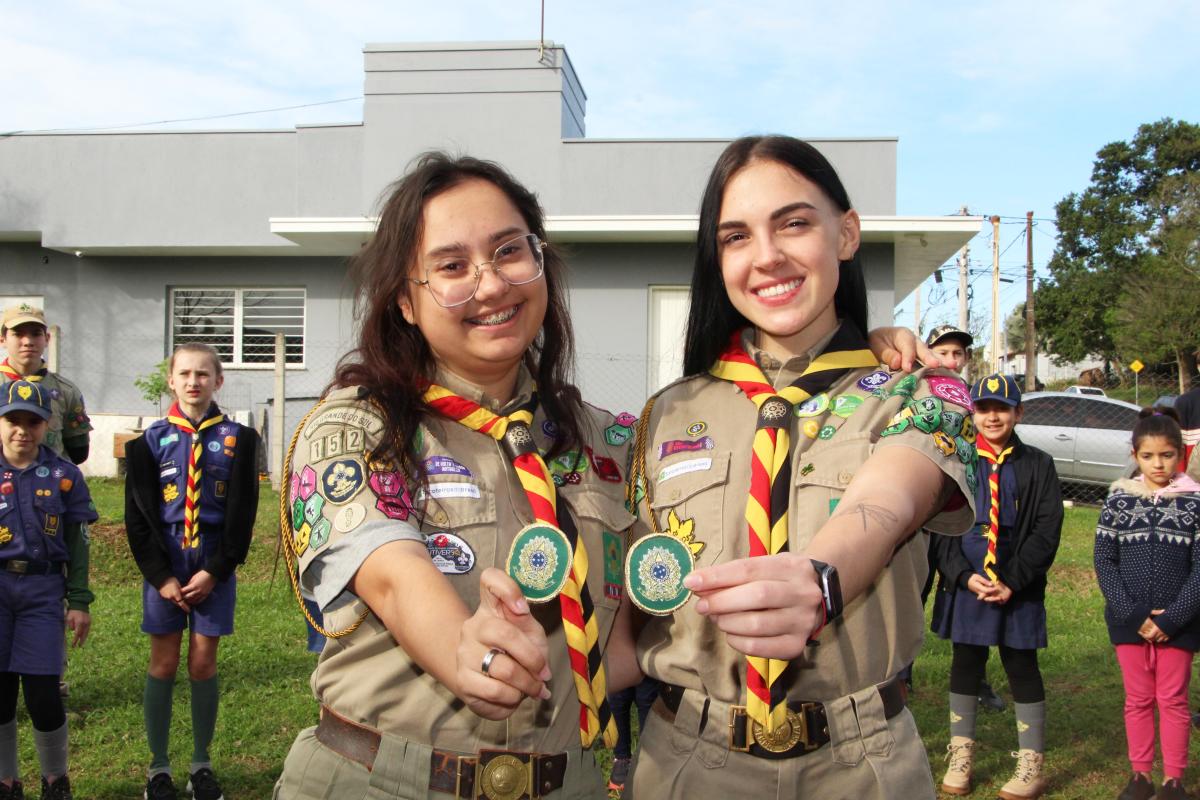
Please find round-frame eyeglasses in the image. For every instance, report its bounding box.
[408,233,546,308]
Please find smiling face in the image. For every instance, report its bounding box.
[1134,434,1181,490]
[716,159,860,359]
[973,399,1022,450]
[1,322,49,374]
[0,410,47,466]
[399,178,548,397]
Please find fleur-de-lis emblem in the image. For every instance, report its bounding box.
[666,509,705,557]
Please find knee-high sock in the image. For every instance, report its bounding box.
[32,720,68,780]
[0,719,19,784]
[144,674,175,775]
[949,692,978,740]
[1014,700,1045,752]
[190,675,219,770]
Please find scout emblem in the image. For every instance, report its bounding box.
[927,375,974,410]
[505,523,573,603]
[162,483,180,503]
[666,509,705,557]
[686,421,707,437]
[625,533,694,615]
[604,423,631,447]
[0,525,11,545]
[794,393,829,417]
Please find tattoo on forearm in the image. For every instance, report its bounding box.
[838,503,899,533]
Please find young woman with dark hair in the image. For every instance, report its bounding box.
[619,135,978,798]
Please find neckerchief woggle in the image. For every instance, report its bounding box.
[423,383,617,749]
[709,324,878,733]
[166,402,226,550]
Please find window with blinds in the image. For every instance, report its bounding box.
[169,287,305,367]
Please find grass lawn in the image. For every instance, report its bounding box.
[14,480,1195,797]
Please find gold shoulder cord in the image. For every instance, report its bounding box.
[279,400,370,639]
[625,395,662,536]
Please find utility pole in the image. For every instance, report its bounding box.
[957,205,970,334]
[990,215,1001,372]
[1024,211,1037,392]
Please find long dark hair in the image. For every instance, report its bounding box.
[1132,406,1183,452]
[332,152,585,480]
[682,135,868,375]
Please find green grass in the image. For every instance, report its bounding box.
[12,482,1194,797]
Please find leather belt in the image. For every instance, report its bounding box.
[315,706,568,799]
[0,559,64,575]
[653,677,907,760]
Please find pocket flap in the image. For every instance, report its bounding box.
[650,451,730,510]
[568,489,636,532]
[794,436,872,490]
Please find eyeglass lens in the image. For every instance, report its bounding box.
[426,233,543,307]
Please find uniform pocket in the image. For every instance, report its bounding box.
[792,435,872,551]
[567,488,636,611]
[649,451,730,566]
[418,477,497,608]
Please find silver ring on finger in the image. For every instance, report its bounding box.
[481,647,505,676]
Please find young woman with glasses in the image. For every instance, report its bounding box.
[273,151,933,799]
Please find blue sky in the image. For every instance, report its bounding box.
[3,0,1196,347]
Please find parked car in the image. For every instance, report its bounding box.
[1017,391,1140,487]
[1064,385,1107,397]
[1154,395,1178,408]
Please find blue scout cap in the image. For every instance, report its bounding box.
[970,373,1022,407]
[0,380,52,420]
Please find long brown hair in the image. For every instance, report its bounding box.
[332,152,585,482]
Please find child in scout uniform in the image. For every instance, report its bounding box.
[124,345,259,800]
[0,306,91,465]
[931,374,1062,799]
[618,136,978,799]
[0,380,95,800]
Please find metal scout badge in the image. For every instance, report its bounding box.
[505,523,573,603]
[625,532,694,615]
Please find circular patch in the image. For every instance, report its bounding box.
[831,395,863,418]
[322,459,365,504]
[506,523,573,603]
[625,533,693,615]
[207,440,221,453]
[35,466,50,478]
[818,425,837,440]
[426,531,476,575]
[802,419,820,439]
[794,394,829,418]
[333,502,366,532]
[686,421,707,437]
[856,370,891,391]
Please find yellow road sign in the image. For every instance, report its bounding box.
[1130,359,1145,374]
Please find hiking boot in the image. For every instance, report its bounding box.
[0,780,24,800]
[997,750,1047,799]
[607,757,631,791]
[1159,778,1191,800]
[186,768,225,800]
[144,773,178,800]
[38,776,71,800]
[979,680,1006,712]
[1117,772,1156,800]
[940,736,976,796]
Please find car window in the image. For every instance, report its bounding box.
[1079,400,1139,432]
[1021,396,1082,427]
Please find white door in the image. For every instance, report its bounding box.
[647,286,690,394]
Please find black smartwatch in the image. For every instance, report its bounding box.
[809,559,843,624]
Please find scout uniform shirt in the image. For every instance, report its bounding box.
[631,331,977,705]
[292,365,636,755]
[0,364,91,459]
[141,412,243,531]
[0,444,96,586]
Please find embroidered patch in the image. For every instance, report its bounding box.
[795,394,830,418]
[548,451,588,486]
[223,448,234,457]
[214,480,227,498]
[322,459,365,504]
[587,448,623,482]
[44,514,59,536]
[52,467,64,479]
[542,420,559,439]
[625,475,646,513]
[0,526,10,545]
[802,420,821,439]
[857,371,891,391]
[160,466,178,480]
[927,376,974,410]
[657,457,712,483]
[292,521,311,555]
[309,427,365,463]
[615,412,637,428]
[303,493,326,526]
[424,455,471,477]
[909,397,945,434]
[686,421,707,437]
[666,509,705,557]
[506,523,572,603]
[800,463,814,476]
[333,502,366,532]
[940,411,968,439]
[829,498,840,514]
[887,374,920,399]
[818,425,837,440]
[658,437,715,459]
[604,423,632,447]
[376,493,414,520]
[207,441,221,453]
[880,416,911,437]
[932,431,957,457]
[309,518,332,551]
[426,532,476,574]
[162,483,180,503]
[302,405,385,439]
[159,433,179,447]
[223,435,237,447]
[603,531,623,600]
[625,533,693,615]
[35,466,50,478]
[422,482,481,500]
[55,477,73,493]
[831,395,863,418]
[0,482,12,496]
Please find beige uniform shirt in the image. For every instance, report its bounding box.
[292,366,636,754]
[631,332,977,704]
[0,369,91,457]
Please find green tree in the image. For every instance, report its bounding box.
[134,359,171,413]
[1035,118,1200,380]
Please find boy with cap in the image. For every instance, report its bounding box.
[926,324,974,377]
[0,381,96,800]
[0,306,91,465]
[931,374,1063,799]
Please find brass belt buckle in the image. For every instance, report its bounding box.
[477,751,535,800]
[728,706,752,753]
[9,560,28,574]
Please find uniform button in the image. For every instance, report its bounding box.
[671,489,680,501]
[837,470,853,486]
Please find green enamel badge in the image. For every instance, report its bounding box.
[881,417,912,437]
[605,424,632,447]
[506,523,574,603]
[795,393,830,418]
[626,533,693,615]
[818,425,837,440]
[889,374,919,398]
[831,395,863,418]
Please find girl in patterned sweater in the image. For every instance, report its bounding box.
[1095,408,1200,800]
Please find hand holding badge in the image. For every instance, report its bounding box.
[625,511,701,615]
[505,522,574,603]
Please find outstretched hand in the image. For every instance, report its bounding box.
[868,326,944,372]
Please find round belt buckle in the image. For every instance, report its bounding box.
[479,753,529,800]
[751,709,805,753]
[625,533,694,615]
[506,523,573,603]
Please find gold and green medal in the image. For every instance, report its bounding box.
[624,532,694,615]
[505,522,573,603]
